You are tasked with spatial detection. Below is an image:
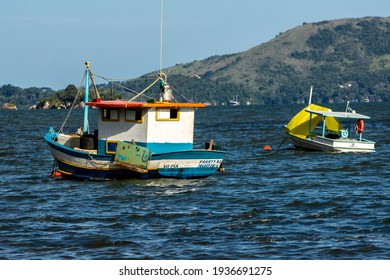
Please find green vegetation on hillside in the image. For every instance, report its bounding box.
[2,17,390,108]
[0,85,56,109]
[164,16,390,104]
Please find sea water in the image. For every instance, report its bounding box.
[0,103,389,259]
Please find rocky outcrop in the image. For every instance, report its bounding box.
[1,103,17,110]
[29,100,85,110]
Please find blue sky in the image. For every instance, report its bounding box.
[1,0,390,89]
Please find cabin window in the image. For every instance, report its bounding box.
[106,140,118,154]
[156,108,180,121]
[102,108,119,121]
[125,109,143,122]
[170,108,178,119]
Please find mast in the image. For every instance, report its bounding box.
[160,0,163,75]
[83,61,90,134]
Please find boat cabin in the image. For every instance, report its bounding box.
[305,108,370,140]
[86,100,206,155]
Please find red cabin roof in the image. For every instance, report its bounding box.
[86,100,206,109]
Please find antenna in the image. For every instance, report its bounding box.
[160,0,163,74]
[308,85,313,106]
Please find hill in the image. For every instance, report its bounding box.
[2,16,390,108]
[158,16,390,104]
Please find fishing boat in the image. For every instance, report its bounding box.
[44,62,225,179]
[284,87,375,153]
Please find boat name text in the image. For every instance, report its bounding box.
[199,159,222,168]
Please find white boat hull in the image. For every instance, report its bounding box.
[288,134,375,153]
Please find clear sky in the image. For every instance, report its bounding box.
[1,0,390,89]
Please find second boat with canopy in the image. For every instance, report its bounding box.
[284,87,375,153]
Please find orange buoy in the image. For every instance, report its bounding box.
[263,145,272,151]
[50,171,62,179]
[355,119,364,134]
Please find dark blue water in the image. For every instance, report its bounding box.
[1,103,389,259]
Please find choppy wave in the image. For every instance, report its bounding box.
[0,103,389,259]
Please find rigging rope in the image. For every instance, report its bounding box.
[59,71,86,133]
[96,73,198,103]
[169,84,193,103]
[129,77,160,101]
[168,75,200,103]
[94,74,156,100]
[90,71,100,99]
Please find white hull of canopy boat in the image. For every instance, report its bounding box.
[287,133,375,153]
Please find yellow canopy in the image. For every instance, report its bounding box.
[285,104,342,139]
